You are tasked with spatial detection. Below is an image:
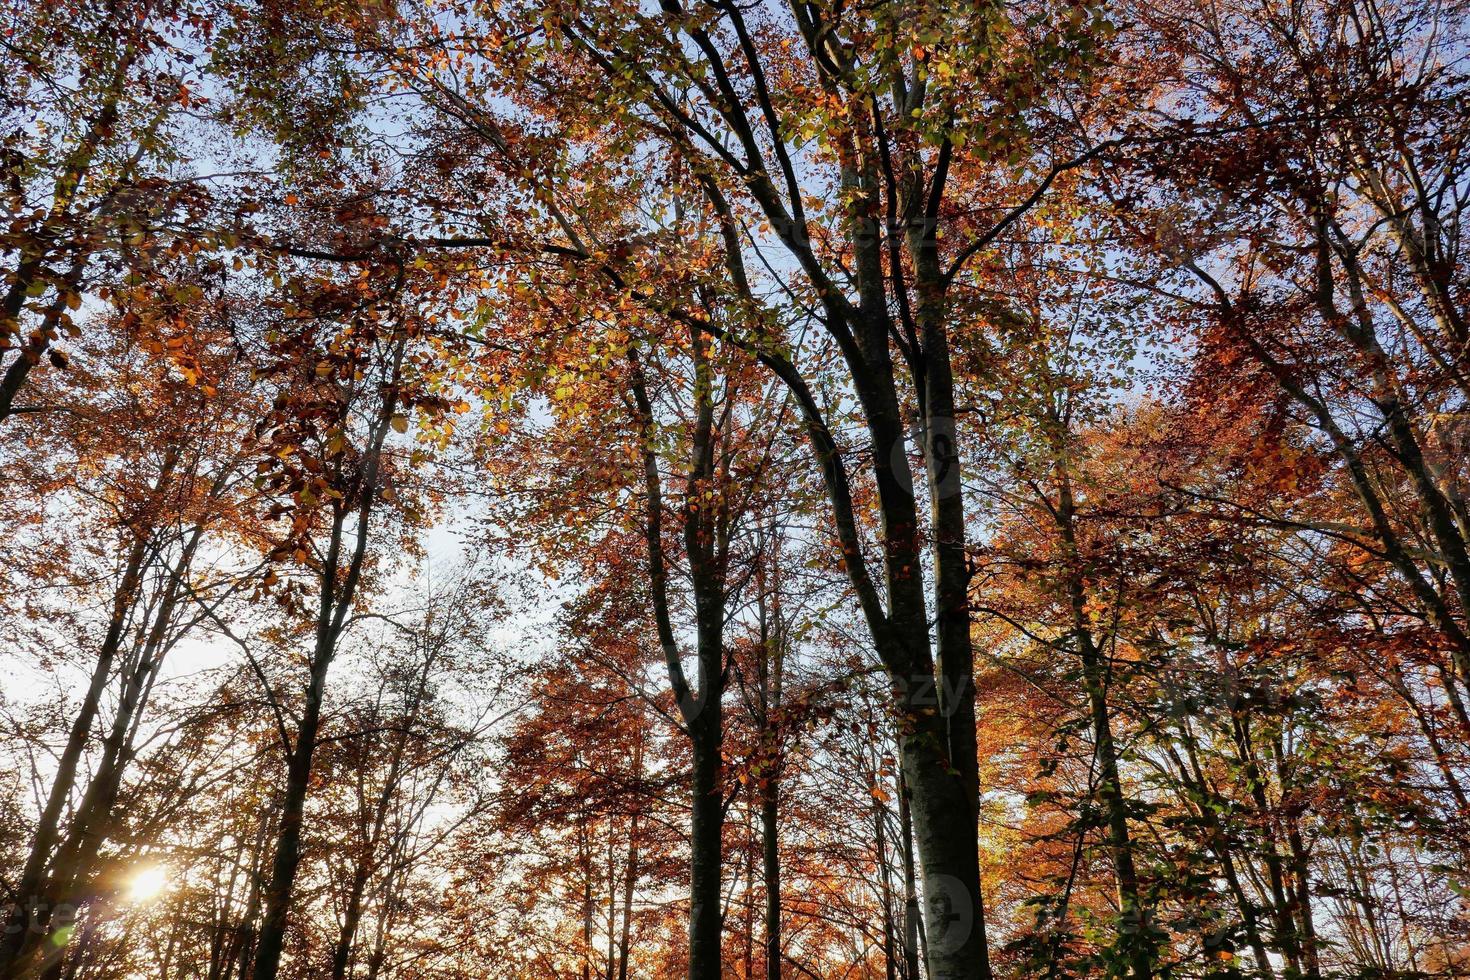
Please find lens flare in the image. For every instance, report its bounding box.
[125,864,170,904]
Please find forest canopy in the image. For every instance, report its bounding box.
[2,0,1469,977]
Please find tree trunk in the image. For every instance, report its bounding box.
[630,338,729,980]
[760,779,781,980]
[330,854,371,980]
[250,343,400,980]
[0,528,152,978]
[874,760,899,980]
[45,530,199,909]
[618,812,638,980]
[250,639,334,980]
[1168,730,1275,978]
[898,716,987,980]
[688,706,725,980]
[898,769,924,980]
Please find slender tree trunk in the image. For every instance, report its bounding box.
[27,519,213,980]
[607,831,618,980]
[1080,647,1151,980]
[760,778,781,980]
[898,770,924,980]
[875,764,899,980]
[209,827,248,980]
[47,532,198,898]
[1168,730,1275,978]
[232,809,271,980]
[330,855,371,980]
[250,343,400,980]
[362,849,405,980]
[1276,736,1320,980]
[0,527,153,978]
[742,812,755,980]
[754,538,784,980]
[618,811,638,980]
[630,338,729,980]
[580,816,593,980]
[331,728,407,978]
[1229,708,1305,976]
[1049,442,1152,980]
[218,810,270,980]
[250,637,335,980]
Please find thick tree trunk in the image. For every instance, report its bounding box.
[0,46,135,428]
[898,714,987,980]
[688,718,724,980]
[676,123,994,978]
[908,231,981,820]
[688,560,726,980]
[0,326,50,421]
[852,273,988,979]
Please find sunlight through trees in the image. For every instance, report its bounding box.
[3,0,1469,977]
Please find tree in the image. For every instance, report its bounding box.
[1,0,228,424]
[356,0,1114,972]
[241,251,445,980]
[0,280,261,978]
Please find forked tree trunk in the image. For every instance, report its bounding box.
[630,339,730,980]
[0,445,172,978]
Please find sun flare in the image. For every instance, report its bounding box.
[125,864,170,905]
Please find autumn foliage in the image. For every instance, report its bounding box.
[2,0,1469,977]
